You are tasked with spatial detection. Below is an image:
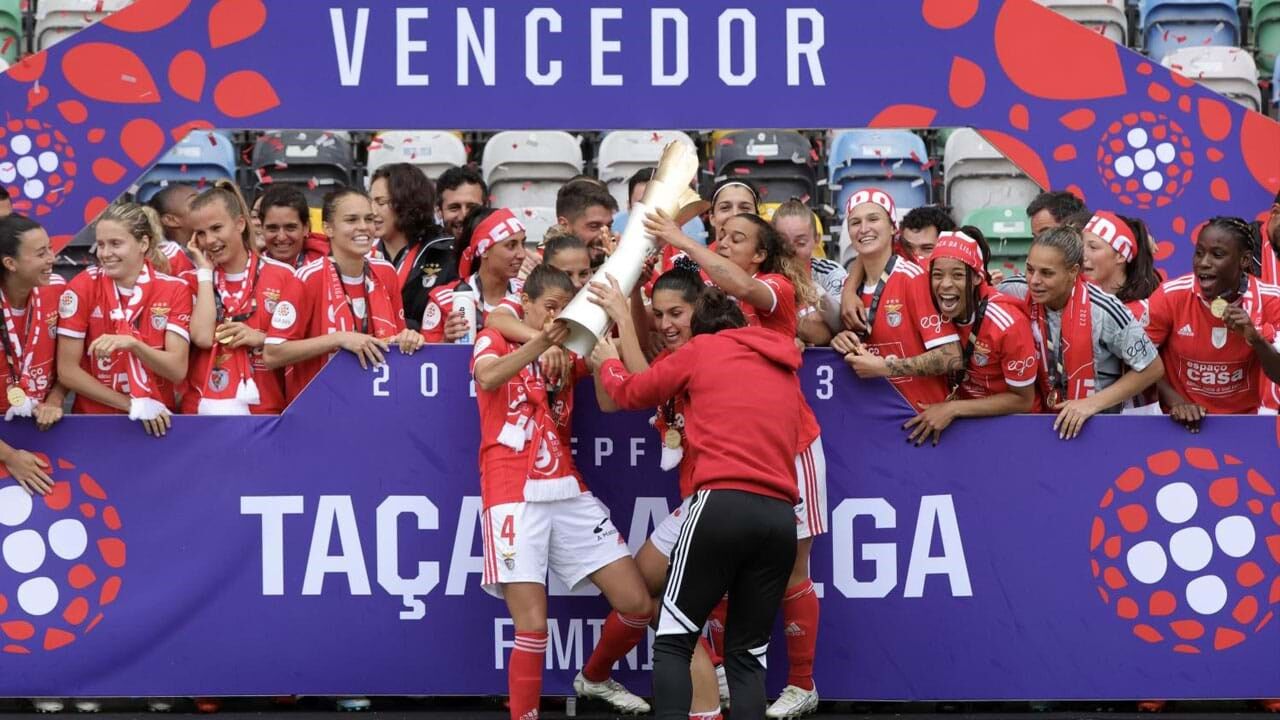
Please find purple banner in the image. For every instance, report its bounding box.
[1,347,1277,700]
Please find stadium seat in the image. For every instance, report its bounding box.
[1162,45,1262,109]
[1140,0,1240,62]
[1034,0,1130,44]
[1255,0,1280,74]
[481,131,583,210]
[514,206,558,247]
[135,130,237,203]
[612,210,708,246]
[943,129,1043,228]
[366,131,467,183]
[711,130,818,207]
[0,0,21,63]
[962,206,1035,269]
[35,0,132,50]
[596,130,698,210]
[251,130,357,208]
[828,129,931,222]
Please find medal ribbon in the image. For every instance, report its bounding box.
[0,287,40,399]
[861,254,898,339]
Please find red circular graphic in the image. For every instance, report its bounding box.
[1096,112,1193,211]
[0,119,77,218]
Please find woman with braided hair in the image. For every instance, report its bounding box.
[1146,216,1280,429]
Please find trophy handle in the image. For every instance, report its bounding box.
[674,190,710,226]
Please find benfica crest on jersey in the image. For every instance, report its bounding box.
[884,302,903,328]
[972,340,992,367]
[1212,326,1228,349]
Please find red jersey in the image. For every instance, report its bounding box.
[160,241,195,276]
[471,328,588,510]
[0,285,61,414]
[421,275,521,343]
[1146,273,1280,414]
[179,257,296,414]
[955,289,1039,401]
[602,327,803,504]
[859,258,958,411]
[264,257,406,402]
[740,272,798,339]
[57,267,193,414]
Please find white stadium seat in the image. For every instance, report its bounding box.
[1034,0,1129,45]
[35,0,132,50]
[482,131,583,210]
[1162,46,1263,111]
[367,131,468,184]
[513,206,558,247]
[596,130,698,210]
[943,128,1042,228]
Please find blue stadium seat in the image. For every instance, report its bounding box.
[828,129,931,222]
[1141,0,1240,61]
[711,130,818,207]
[135,130,237,203]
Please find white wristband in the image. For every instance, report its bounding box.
[196,268,213,283]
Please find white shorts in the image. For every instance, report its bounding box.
[650,496,692,558]
[795,436,828,540]
[480,492,631,598]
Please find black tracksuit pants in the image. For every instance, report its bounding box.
[653,488,797,720]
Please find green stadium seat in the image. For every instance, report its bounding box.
[963,206,1034,270]
[1255,0,1280,75]
[0,0,22,63]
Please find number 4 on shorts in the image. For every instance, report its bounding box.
[501,515,515,544]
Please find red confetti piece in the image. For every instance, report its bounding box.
[179,164,188,173]
[733,167,751,175]
[909,150,921,163]
[307,177,319,190]
[0,37,12,54]
[809,149,819,161]
[719,138,735,146]
[274,161,288,169]
[207,133,218,147]
[255,168,273,184]
[196,176,207,189]
[1201,35,1212,45]
[651,132,661,142]
[1175,35,1187,43]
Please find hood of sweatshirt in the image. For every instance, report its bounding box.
[717,326,803,371]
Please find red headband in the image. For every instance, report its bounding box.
[1084,211,1136,263]
[845,187,897,226]
[931,231,986,282]
[459,208,525,278]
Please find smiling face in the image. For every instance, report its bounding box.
[1193,225,1246,299]
[1082,229,1126,293]
[901,225,940,262]
[547,247,592,291]
[262,204,309,263]
[94,219,149,283]
[1030,208,1059,237]
[716,216,767,273]
[481,232,528,281]
[652,288,695,350]
[930,257,971,321]
[3,227,55,288]
[845,202,894,258]
[370,177,399,242]
[440,183,485,239]
[1025,244,1078,310]
[774,215,817,266]
[189,198,249,271]
[711,185,757,241]
[566,206,614,265]
[324,194,376,261]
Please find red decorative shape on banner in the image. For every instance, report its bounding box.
[1213,627,1246,651]
[1246,469,1275,496]
[1117,504,1148,533]
[1099,488,1115,508]
[43,481,70,510]
[1209,178,1230,201]
[1149,590,1176,616]
[1197,98,1232,141]
[103,506,121,531]
[1133,624,1163,643]
[42,628,75,651]
[213,71,280,118]
[67,564,95,589]
[1104,536,1121,559]
[1090,516,1105,549]
[1009,104,1029,131]
[120,119,165,168]
[1241,111,1280,193]
[0,594,6,615]
[1249,499,1264,514]
[1173,643,1199,654]
[83,197,108,225]
[1,621,34,640]
[78,472,106,500]
[78,502,94,519]
[922,0,978,29]
[1059,108,1095,131]
[1233,595,1258,625]
[57,100,87,125]
[102,0,191,32]
[1147,82,1170,102]
[91,158,126,185]
[170,120,213,142]
[1271,577,1280,604]
[1103,566,1127,589]
[1236,562,1263,587]
[4,645,30,654]
[1170,619,1204,640]
[868,104,937,128]
[994,0,1126,100]
[168,50,206,102]
[980,130,1049,188]
[948,56,985,108]
[62,43,161,104]
[1116,466,1144,492]
[6,52,46,83]
[99,577,121,606]
[1206,148,1224,162]
[62,598,88,626]
[209,0,266,49]
[86,129,105,144]
[1053,144,1076,162]
[26,84,48,111]
[1147,449,1181,475]
[1116,596,1138,619]
[1209,477,1239,507]
[97,538,126,568]
[1184,447,1218,470]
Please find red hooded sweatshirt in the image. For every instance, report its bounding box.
[601,326,803,504]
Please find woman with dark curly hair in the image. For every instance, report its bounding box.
[370,163,449,330]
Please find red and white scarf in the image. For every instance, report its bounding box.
[99,263,169,421]
[198,258,262,416]
[322,257,399,338]
[495,357,577,502]
[1,287,45,420]
[1029,275,1096,404]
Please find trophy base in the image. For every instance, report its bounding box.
[561,318,606,358]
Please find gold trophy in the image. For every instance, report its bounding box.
[559,141,708,356]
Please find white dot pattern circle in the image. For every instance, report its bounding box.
[10,134,31,155]
[1127,540,1168,584]
[0,485,33,526]
[1127,128,1148,148]
[48,518,88,561]
[3,528,46,574]
[24,179,44,200]
[16,156,37,179]
[1169,526,1213,572]
[1134,148,1156,171]
[37,151,59,173]
[1214,515,1255,558]
[1156,482,1197,524]
[1143,171,1164,192]
[0,162,15,184]
[1185,575,1228,615]
[1115,156,1135,178]
[1155,142,1176,164]
[17,576,58,616]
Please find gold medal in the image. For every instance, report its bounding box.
[7,385,28,407]
[1210,297,1228,319]
[664,428,682,450]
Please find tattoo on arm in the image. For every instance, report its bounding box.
[884,344,964,378]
